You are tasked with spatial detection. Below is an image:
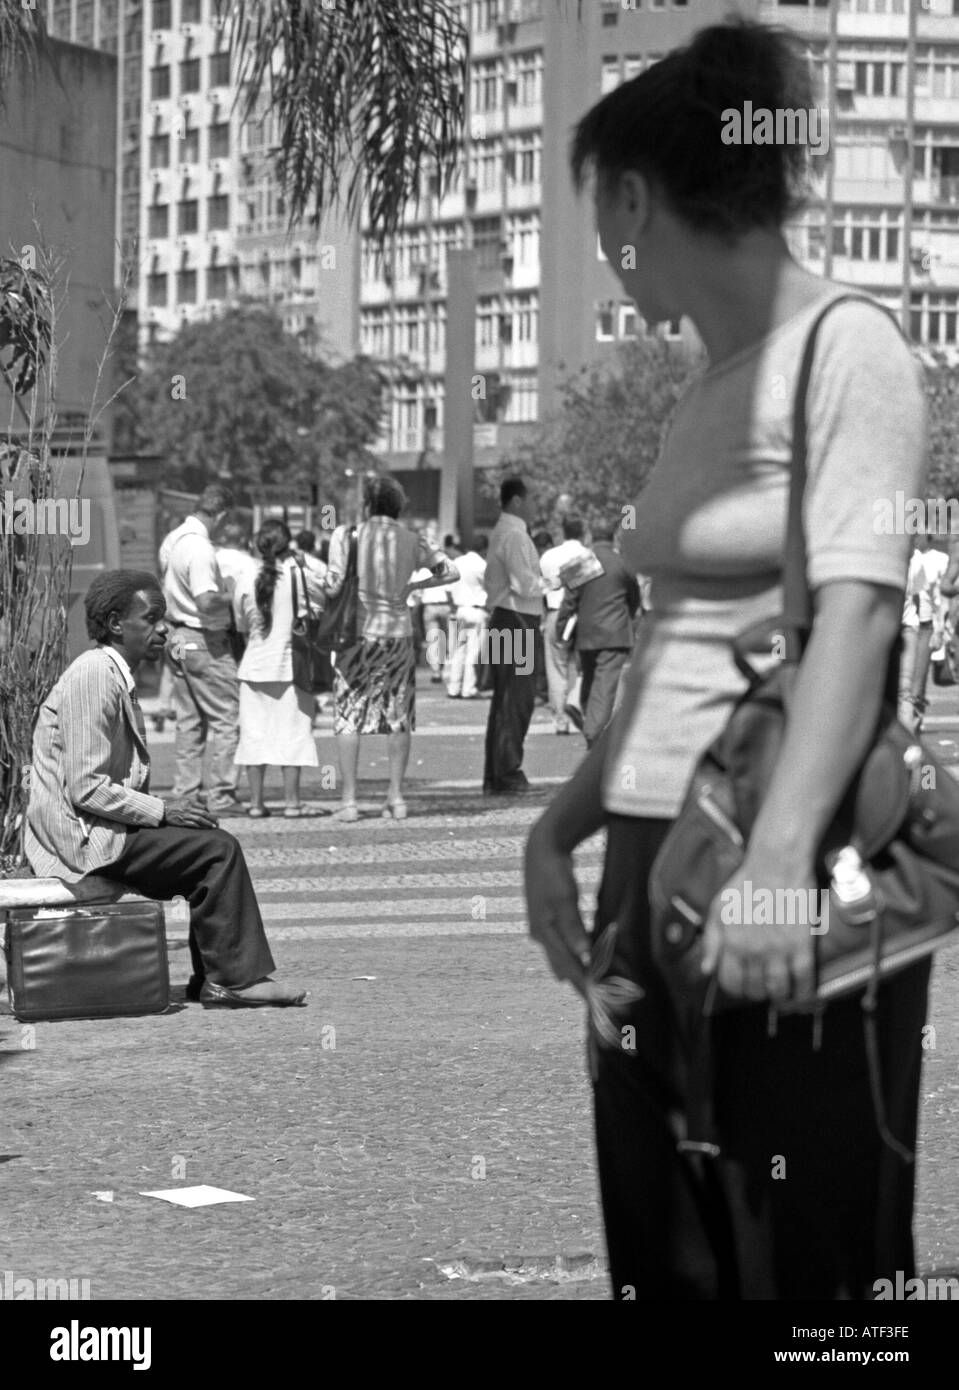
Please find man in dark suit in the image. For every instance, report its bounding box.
[25,570,306,1009]
[556,522,641,747]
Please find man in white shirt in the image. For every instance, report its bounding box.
[215,519,259,629]
[539,515,593,734]
[483,477,546,793]
[159,484,240,813]
[447,535,489,699]
[899,534,949,733]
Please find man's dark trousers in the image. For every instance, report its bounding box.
[581,648,629,747]
[483,608,538,790]
[99,826,275,989]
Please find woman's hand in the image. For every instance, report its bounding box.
[701,853,816,1002]
[525,820,591,998]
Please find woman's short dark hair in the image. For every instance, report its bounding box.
[364,474,406,519]
[253,518,292,635]
[85,570,163,642]
[570,19,816,238]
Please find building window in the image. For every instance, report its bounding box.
[180,57,201,93]
[509,212,540,265]
[209,121,230,158]
[207,266,228,300]
[596,302,616,340]
[152,0,172,28]
[477,297,500,348]
[472,0,502,33]
[148,204,169,237]
[147,272,168,307]
[509,134,541,185]
[472,58,502,114]
[177,199,199,233]
[181,0,202,21]
[179,127,199,163]
[620,303,639,338]
[149,134,170,168]
[360,309,389,358]
[601,57,620,95]
[176,269,197,303]
[468,139,502,193]
[150,65,170,99]
[503,373,538,422]
[513,53,543,107]
[911,291,959,346]
[210,51,231,87]
[507,292,538,343]
[473,218,502,271]
[207,194,229,229]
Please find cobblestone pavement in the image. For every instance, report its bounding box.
[2,679,959,1300]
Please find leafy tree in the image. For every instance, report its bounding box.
[130,304,384,506]
[501,335,701,530]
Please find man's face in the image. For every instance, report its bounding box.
[110,589,169,665]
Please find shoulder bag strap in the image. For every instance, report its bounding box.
[784,293,905,711]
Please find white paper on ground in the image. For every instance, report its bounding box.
[139,1185,253,1207]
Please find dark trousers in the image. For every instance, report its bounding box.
[592,816,930,1300]
[99,826,276,990]
[580,647,629,747]
[483,608,539,790]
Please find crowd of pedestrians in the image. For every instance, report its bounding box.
[146,474,646,816]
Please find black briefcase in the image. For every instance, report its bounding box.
[2,900,170,1022]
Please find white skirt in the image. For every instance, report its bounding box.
[235,681,319,767]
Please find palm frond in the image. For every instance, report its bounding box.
[225,0,467,241]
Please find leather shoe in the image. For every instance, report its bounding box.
[200,981,308,1009]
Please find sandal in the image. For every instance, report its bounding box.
[284,805,303,818]
[247,806,271,819]
[383,799,408,820]
[333,803,360,822]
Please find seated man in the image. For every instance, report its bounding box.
[24,570,306,1009]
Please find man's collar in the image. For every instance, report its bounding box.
[99,644,136,692]
[498,511,527,531]
[184,515,210,537]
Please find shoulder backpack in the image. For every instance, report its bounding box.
[647,293,959,1160]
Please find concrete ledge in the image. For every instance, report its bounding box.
[0,877,149,909]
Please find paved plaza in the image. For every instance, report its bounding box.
[3,680,959,1300]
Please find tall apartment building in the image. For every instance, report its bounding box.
[764,0,959,359]
[359,0,730,478]
[46,0,357,359]
[363,0,959,485]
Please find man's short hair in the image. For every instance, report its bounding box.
[295,529,316,553]
[197,483,233,515]
[500,476,527,510]
[591,519,618,543]
[532,530,553,554]
[364,474,407,519]
[216,518,251,549]
[85,570,163,642]
[562,514,585,541]
[474,534,489,555]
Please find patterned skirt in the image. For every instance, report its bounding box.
[333,636,417,735]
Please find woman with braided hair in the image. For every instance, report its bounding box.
[233,518,325,817]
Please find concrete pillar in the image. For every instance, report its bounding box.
[441,247,477,546]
